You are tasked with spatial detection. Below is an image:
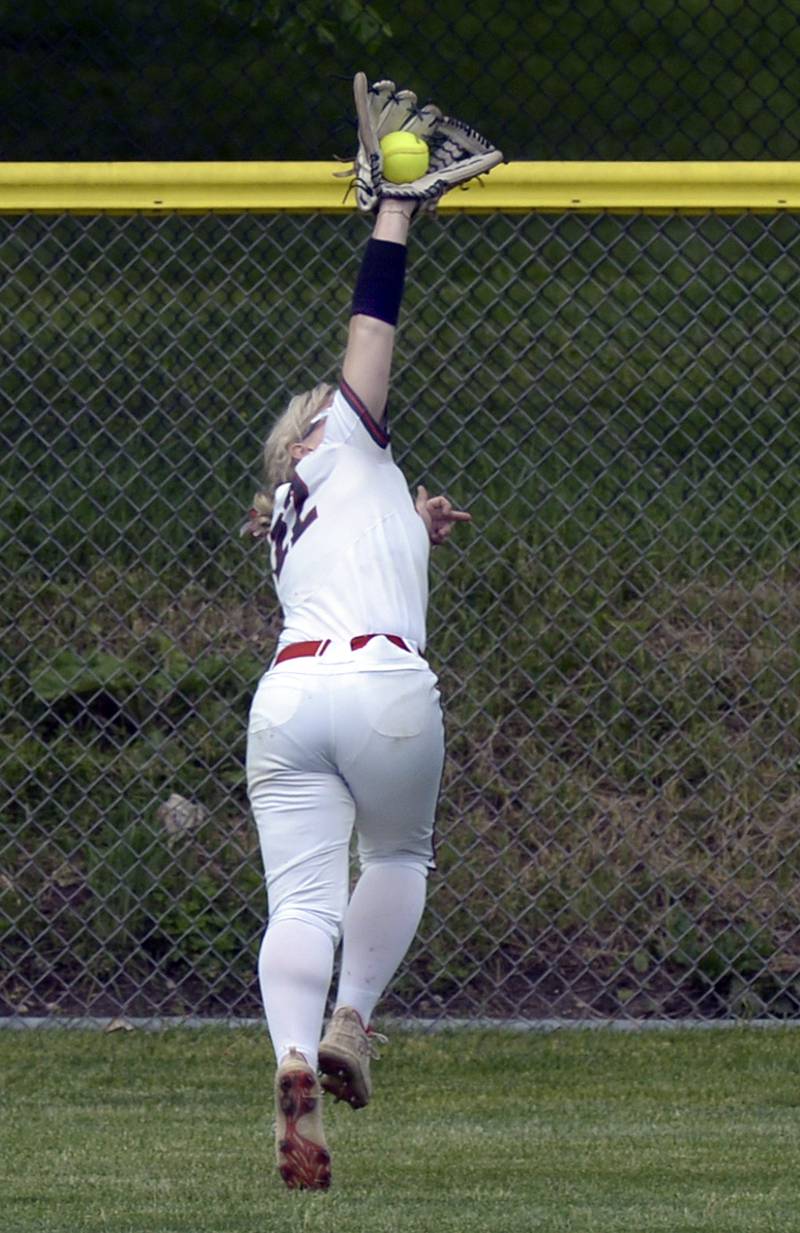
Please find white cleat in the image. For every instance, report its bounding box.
[318,1007,387,1110]
[274,1048,331,1191]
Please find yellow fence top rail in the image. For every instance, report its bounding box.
[1,161,799,213]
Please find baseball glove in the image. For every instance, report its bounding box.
[339,72,504,214]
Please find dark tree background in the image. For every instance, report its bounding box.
[1,0,799,162]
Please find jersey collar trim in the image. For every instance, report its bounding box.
[339,378,391,449]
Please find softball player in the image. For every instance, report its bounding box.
[242,68,502,1192]
[243,196,470,1191]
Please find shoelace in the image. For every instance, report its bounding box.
[366,1028,389,1059]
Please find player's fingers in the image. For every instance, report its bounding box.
[428,497,471,520]
[435,507,471,523]
[415,486,432,520]
[431,499,455,518]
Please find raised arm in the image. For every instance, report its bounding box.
[339,71,501,424]
[341,199,415,424]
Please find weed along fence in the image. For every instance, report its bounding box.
[3,157,800,1025]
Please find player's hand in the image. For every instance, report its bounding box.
[415,486,472,546]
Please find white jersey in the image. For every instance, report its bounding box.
[267,381,430,671]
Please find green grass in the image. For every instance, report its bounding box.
[2,1027,800,1233]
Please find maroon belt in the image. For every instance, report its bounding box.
[275,633,413,665]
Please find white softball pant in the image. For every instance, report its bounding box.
[246,666,444,944]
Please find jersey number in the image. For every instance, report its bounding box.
[271,475,318,578]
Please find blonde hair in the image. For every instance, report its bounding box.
[240,382,334,541]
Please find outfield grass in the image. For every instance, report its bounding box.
[2,1027,799,1233]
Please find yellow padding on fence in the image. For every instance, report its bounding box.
[1,161,799,213]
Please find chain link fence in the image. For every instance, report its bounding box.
[3,1,800,160]
[3,209,800,1023]
[4,0,800,1024]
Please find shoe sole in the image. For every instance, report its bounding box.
[276,1068,331,1190]
[318,1048,368,1110]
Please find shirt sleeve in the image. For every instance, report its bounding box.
[321,380,392,457]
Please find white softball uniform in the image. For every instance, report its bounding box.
[246,381,445,943]
[268,381,430,664]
